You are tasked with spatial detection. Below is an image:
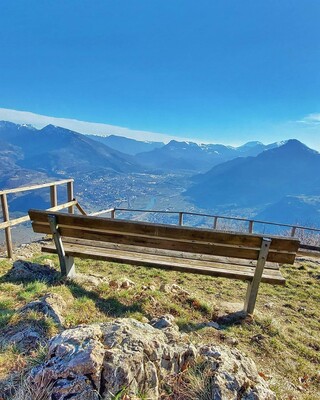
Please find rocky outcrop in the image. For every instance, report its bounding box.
[0,293,65,353]
[19,293,66,325]
[26,318,275,400]
[6,260,59,282]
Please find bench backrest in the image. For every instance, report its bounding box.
[28,210,300,264]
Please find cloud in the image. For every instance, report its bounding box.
[297,113,320,125]
[0,107,197,143]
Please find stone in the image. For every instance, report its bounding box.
[73,272,109,287]
[6,260,59,283]
[109,279,120,289]
[150,314,175,329]
[0,293,66,353]
[19,293,66,325]
[159,283,190,295]
[120,278,135,288]
[25,318,276,400]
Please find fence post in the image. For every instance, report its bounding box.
[67,181,74,213]
[213,216,218,229]
[1,194,13,258]
[111,209,115,219]
[248,220,254,233]
[178,212,183,226]
[291,226,297,237]
[50,184,57,208]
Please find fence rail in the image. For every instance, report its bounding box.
[0,179,75,258]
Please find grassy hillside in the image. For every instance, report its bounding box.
[0,246,319,399]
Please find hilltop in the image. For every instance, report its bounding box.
[0,245,319,399]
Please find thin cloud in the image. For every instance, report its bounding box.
[297,113,320,125]
[0,107,198,144]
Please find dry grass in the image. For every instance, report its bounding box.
[0,251,319,399]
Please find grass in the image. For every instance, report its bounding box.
[0,253,319,399]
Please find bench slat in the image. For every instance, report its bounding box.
[32,222,296,264]
[63,237,281,270]
[29,210,300,253]
[42,242,285,284]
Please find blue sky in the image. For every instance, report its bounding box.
[0,0,320,147]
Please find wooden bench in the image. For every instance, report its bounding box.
[28,210,300,314]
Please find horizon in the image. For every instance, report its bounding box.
[0,2,320,149]
[1,108,319,151]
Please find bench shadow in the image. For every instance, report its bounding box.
[0,261,146,320]
[1,261,248,327]
[66,280,145,318]
[178,310,248,333]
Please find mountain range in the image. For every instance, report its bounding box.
[134,140,282,172]
[186,139,320,222]
[86,134,164,155]
[0,121,140,185]
[1,120,320,228]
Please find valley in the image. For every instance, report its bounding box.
[1,120,320,249]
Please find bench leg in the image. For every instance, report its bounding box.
[244,238,271,314]
[48,214,76,278]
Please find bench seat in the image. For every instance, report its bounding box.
[42,238,285,285]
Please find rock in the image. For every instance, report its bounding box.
[264,302,274,309]
[225,337,239,346]
[28,325,104,400]
[160,283,190,295]
[199,345,276,399]
[0,293,65,353]
[142,284,156,291]
[73,272,109,286]
[121,278,135,288]
[26,318,276,400]
[150,314,175,329]
[6,260,59,283]
[251,334,266,343]
[109,279,120,289]
[43,258,55,268]
[0,325,43,353]
[19,293,66,325]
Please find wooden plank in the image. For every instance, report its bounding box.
[48,200,78,212]
[1,194,13,258]
[0,179,74,195]
[90,208,115,216]
[28,210,300,252]
[32,222,296,263]
[58,239,282,276]
[0,215,30,230]
[67,181,74,213]
[50,185,57,208]
[0,201,78,230]
[62,237,281,270]
[75,202,88,215]
[42,243,285,284]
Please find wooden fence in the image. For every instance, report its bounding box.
[0,179,80,258]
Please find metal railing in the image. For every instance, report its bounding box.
[92,207,320,248]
